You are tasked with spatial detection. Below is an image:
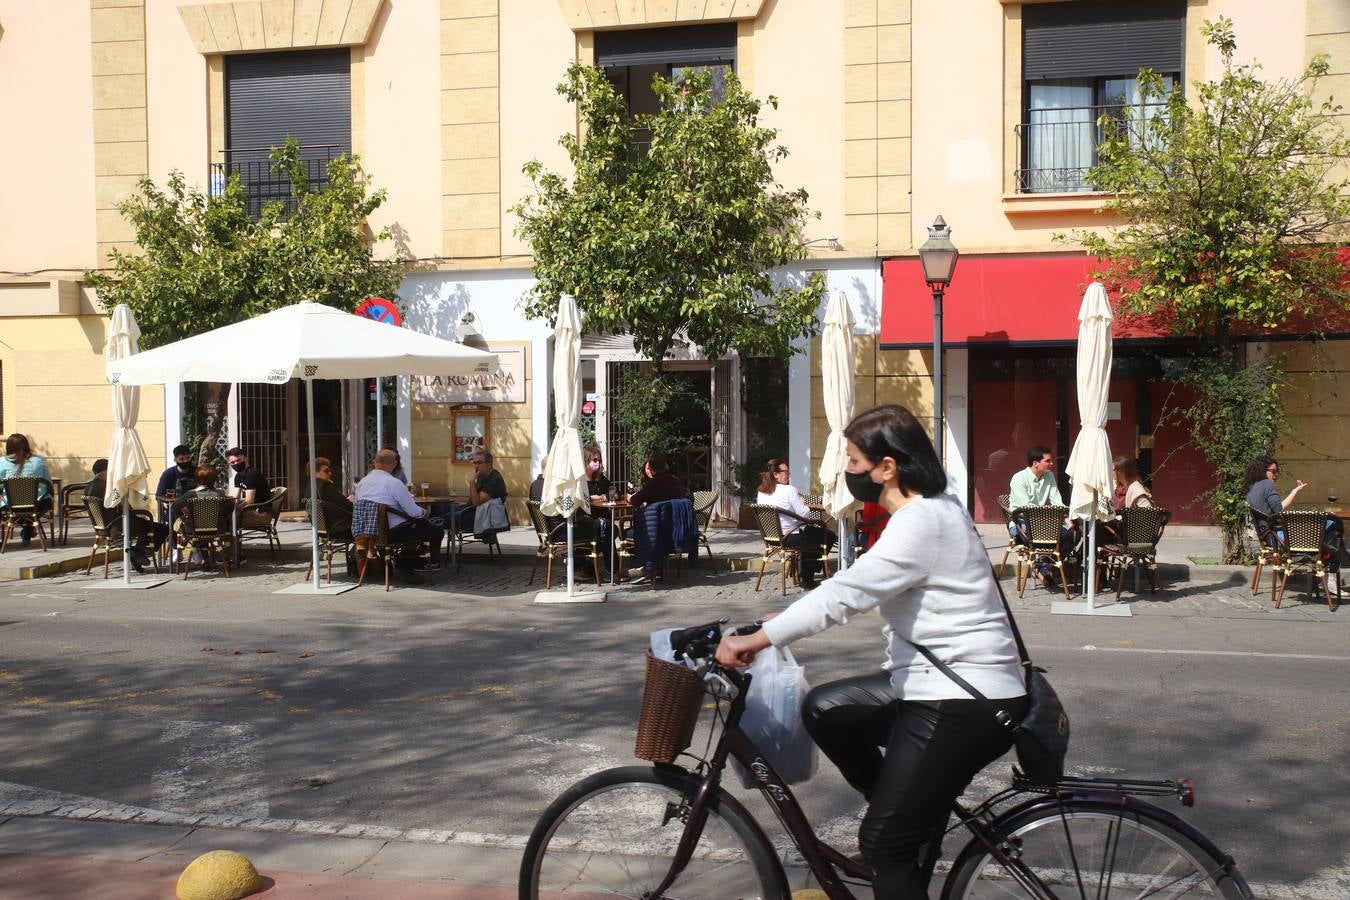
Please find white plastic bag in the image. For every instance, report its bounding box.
[733,646,818,786]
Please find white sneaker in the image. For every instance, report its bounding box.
[1325,573,1340,597]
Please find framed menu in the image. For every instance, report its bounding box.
[451,403,489,462]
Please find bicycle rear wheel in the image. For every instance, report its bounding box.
[518,765,788,899]
[943,798,1251,899]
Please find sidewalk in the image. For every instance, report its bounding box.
[0,814,521,899]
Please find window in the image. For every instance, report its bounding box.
[1017,0,1183,194]
[596,23,736,154]
[216,49,352,216]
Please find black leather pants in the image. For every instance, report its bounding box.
[803,673,1027,898]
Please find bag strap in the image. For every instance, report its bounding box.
[900,639,1020,733]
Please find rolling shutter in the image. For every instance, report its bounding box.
[1024,0,1185,80]
[225,48,351,167]
[595,23,736,67]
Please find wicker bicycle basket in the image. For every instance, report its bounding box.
[634,650,705,764]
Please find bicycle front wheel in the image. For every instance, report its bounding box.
[518,765,788,899]
[944,798,1251,899]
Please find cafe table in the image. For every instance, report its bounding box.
[591,497,634,585]
[414,494,462,569]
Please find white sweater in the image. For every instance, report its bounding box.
[762,494,1025,701]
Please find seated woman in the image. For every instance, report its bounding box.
[1099,456,1154,545]
[301,457,353,540]
[1244,455,1341,595]
[757,457,836,589]
[84,458,171,572]
[624,452,689,583]
[170,466,232,531]
[0,433,53,546]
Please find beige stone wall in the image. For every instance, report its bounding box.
[92,0,149,264]
[806,334,932,493]
[441,0,503,260]
[1276,340,1349,500]
[1308,0,1350,186]
[0,312,165,487]
[410,341,534,523]
[841,0,911,257]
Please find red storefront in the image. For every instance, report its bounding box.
[881,254,1215,525]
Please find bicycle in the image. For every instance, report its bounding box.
[519,618,1252,899]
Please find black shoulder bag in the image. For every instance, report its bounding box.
[900,568,1069,784]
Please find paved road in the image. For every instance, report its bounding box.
[0,556,1346,896]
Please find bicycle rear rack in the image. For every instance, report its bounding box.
[1014,771,1196,807]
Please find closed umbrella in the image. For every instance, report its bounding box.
[102,304,157,587]
[817,291,857,569]
[537,295,601,603]
[1059,282,1127,616]
[106,301,496,594]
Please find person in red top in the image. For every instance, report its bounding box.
[627,452,687,507]
[854,501,890,553]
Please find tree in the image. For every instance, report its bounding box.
[87,139,403,464]
[514,64,825,371]
[1077,19,1350,557]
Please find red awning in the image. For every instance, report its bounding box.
[880,254,1164,348]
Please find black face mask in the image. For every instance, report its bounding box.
[230,462,246,473]
[845,468,883,505]
[177,462,192,472]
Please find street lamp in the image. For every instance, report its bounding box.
[917,215,959,463]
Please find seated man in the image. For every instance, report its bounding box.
[457,450,509,538]
[226,447,274,530]
[1008,444,1077,585]
[85,458,170,573]
[302,456,353,540]
[154,444,197,515]
[355,449,444,582]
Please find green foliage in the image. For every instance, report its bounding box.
[1079,18,1350,343]
[514,64,825,370]
[612,370,709,483]
[1161,354,1288,561]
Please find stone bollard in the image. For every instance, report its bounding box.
[176,849,263,900]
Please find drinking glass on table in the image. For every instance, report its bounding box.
[1329,486,1339,506]
[420,482,430,499]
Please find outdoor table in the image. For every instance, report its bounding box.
[592,498,634,585]
[51,477,63,528]
[414,494,462,570]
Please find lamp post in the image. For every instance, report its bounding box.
[917,215,959,464]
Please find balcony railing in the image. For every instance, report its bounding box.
[1013,102,1166,194]
[210,145,338,218]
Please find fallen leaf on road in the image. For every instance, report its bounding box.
[255,648,277,654]
[201,647,215,652]
[297,651,314,659]
[231,649,242,655]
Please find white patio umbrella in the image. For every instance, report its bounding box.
[817,291,857,569]
[106,301,497,594]
[1059,282,1127,616]
[101,304,158,587]
[537,295,602,603]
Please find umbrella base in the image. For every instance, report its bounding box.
[534,589,606,604]
[274,583,358,596]
[84,577,170,591]
[1051,600,1132,617]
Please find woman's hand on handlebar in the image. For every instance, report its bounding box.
[715,629,772,669]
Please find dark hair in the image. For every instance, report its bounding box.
[4,434,32,469]
[1026,445,1053,467]
[92,458,109,475]
[1242,455,1275,493]
[172,444,191,458]
[584,445,604,467]
[225,447,246,460]
[195,465,217,487]
[1113,456,1139,483]
[645,451,670,476]
[758,457,788,495]
[309,456,331,474]
[844,404,947,498]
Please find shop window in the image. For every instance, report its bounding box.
[1017,0,1183,194]
[596,23,736,155]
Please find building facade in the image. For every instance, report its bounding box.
[1,0,1345,524]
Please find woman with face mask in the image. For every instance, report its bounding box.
[716,404,1027,900]
[583,446,611,502]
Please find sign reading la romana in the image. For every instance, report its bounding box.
[414,344,526,404]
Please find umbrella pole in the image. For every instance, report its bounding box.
[1086,499,1096,611]
[374,377,383,450]
[837,515,848,572]
[306,379,321,590]
[566,513,574,599]
[122,501,132,585]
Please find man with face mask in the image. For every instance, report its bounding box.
[226,447,274,530]
[155,445,197,501]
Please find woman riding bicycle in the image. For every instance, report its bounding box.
[716,403,1028,899]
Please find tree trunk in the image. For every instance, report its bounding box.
[196,381,232,465]
[1221,525,1244,564]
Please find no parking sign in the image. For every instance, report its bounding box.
[354,297,402,327]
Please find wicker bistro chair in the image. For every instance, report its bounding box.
[996,493,1024,580]
[1014,504,1072,600]
[304,498,355,584]
[691,490,718,561]
[59,480,91,546]
[1098,506,1171,602]
[747,502,833,596]
[0,476,55,552]
[354,502,434,591]
[1247,506,1284,603]
[83,495,163,577]
[1276,509,1339,611]
[176,496,234,579]
[527,500,602,590]
[237,486,286,558]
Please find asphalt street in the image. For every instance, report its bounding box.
[0,558,1346,897]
